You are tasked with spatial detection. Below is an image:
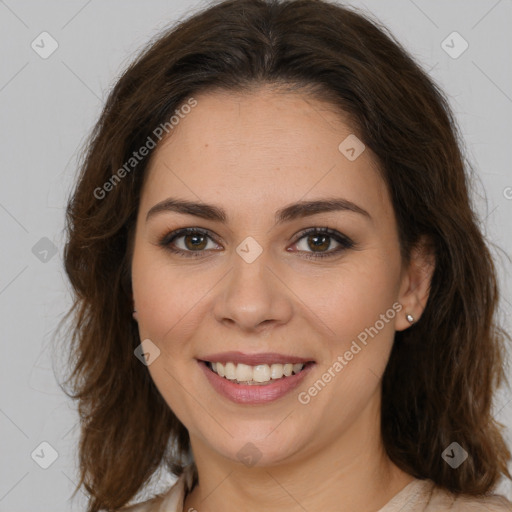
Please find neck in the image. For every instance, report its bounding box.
[183,392,414,512]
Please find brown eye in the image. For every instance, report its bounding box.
[305,233,331,252]
[291,228,355,259]
[159,228,220,258]
[182,233,208,251]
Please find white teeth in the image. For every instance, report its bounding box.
[224,362,236,380]
[235,363,253,382]
[270,364,284,379]
[253,364,271,383]
[283,363,293,377]
[292,363,303,374]
[209,361,306,384]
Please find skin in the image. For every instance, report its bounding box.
[130,86,434,512]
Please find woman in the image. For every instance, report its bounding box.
[60,0,512,510]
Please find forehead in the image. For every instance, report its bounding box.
[140,88,390,224]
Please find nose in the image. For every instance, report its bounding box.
[212,251,294,334]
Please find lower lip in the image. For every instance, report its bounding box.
[198,360,314,405]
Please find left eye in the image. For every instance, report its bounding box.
[290,228,355,259]
[159,227,354,259]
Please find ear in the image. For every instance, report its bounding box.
[395,236,435,331]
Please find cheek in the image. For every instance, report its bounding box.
[132,247,187,342]
[131,251,203,424]
[330,259,401,373]
[302,254,401,342]
[300,255,401,417]
[295,266,400,432]
[131,247,220,355]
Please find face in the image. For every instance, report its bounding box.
[131,87,413,467]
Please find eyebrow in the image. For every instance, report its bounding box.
[146,197,371,224]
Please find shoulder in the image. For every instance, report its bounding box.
[116,465,195,512]
[428,484,512,511]
[117,495,162,512]
[380,478,512,512]
[116,488,172,512]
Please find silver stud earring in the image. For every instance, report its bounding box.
[406,313,415,324]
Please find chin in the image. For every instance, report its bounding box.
[202,420,312,469]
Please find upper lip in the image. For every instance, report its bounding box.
[199,351,314,366]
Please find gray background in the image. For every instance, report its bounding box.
[1,0,511,510]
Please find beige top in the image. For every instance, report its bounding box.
[120,464,512,511]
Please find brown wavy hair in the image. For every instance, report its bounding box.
[57,0,511,510]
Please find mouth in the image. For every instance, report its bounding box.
[197,352,316,404]
[201,360,314,385]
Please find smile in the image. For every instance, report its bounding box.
[205,361,307,385]
[197,352,316,404]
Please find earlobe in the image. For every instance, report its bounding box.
[396,236,435,331]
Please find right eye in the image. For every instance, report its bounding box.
[159,227,222,258]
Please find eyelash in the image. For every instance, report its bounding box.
[158,227,355,260]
